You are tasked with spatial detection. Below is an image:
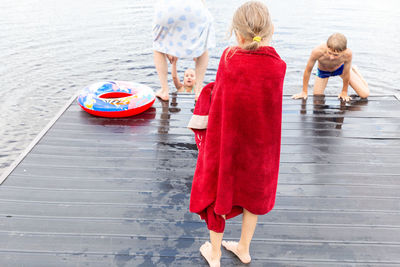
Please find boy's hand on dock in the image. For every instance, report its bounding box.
[338,91,352,102]
[292,92,308,100]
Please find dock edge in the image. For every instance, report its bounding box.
[0,93,79,185]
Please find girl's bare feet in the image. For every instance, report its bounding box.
[200,241,221,267]
[155,90,169,101]
[222,241,251,264]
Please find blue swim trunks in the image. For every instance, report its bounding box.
[317,64,344,78]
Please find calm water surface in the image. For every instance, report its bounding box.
[1,0,399,175]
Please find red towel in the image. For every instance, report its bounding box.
[188,46,286,233]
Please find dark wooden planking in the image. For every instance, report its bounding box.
[0,95,399,266]
[14,161,400,176]
[23,150,400,165]
[1,217,400,246]
[7,173,400,187]
[1,188,399,212]
[1,234,400,266]
[42,126,400,139]
[2,201,400,227]
[30,142,400,157]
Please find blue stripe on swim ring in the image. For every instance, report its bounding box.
[77,81,155,113]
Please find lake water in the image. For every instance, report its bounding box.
[1,0,399,176]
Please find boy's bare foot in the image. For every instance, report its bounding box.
[292,91,308,100]
[200,241,221,267]
[222,241,251,264]
[155,90,169,101]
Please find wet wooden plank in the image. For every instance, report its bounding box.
[7,172,400,187]
[0,94,399,266]
[1,183,399,206]
[13,161,400,176]
[1,200,400,227]
[31,142,400,157]
[0,233,400,266]
[1,217,400,247]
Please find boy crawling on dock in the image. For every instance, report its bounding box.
[292,33,369,102]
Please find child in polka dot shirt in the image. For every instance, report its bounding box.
[153,0,215,101]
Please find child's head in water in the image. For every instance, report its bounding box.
[230,1,274,50]
[183,68,196,89]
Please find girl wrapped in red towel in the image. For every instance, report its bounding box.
[187,1,286,266]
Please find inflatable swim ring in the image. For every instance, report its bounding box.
[77,81,155,118]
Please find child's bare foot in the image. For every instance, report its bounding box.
[155,90,169,101]
[200,241,221,267]
[222,241,251,264]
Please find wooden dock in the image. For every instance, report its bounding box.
[0,93,399,266]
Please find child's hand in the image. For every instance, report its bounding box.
[195,91,200,101]
[291,91,308,100]
[169,55,178,64]
[338,91,351,102]
[166,54,173,63]
[166,54,178,64]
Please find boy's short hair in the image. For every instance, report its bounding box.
[327,33,347,52]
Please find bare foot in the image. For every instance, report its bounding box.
[155,90,169,101]
[222,241,251,264]
[200,241,221,267]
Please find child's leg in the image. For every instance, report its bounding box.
[347,65,369,98]
[200,230,223,267]
[154,50,170,101]
[313,77,329,95]
[222,209,258,264]
[194,50,209,100]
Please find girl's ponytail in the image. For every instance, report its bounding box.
[229,1,273,51]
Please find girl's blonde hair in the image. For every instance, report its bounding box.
[229,1,273,51]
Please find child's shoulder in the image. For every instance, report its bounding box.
[221,46,286,63]
[344,48,353,57]
[221,46,239,56]
[222,45,275,57]
[218,46,240,63]
[311,44,326,57]
[314,43,326,52]
[342,48,353,62]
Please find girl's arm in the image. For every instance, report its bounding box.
[171,57,183,90]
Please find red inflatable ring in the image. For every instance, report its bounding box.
[77,81,156,118]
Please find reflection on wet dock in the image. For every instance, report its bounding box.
[0,94,399,266]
